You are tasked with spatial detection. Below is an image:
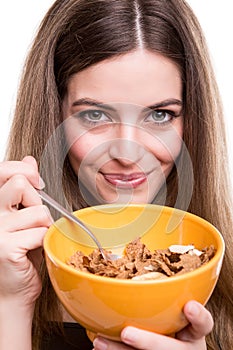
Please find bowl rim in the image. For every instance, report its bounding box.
[44,204,225,285]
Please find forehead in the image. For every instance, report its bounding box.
[65,49,182,106]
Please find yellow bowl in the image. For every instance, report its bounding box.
[44,204,225,340]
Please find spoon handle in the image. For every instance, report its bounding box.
[37,189,108,260]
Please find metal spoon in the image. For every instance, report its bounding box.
[37,189,115,261]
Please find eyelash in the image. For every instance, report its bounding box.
[75,109,179,127]
[76,110,111,126]
[145,109,179,126]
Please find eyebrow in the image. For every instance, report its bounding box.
[72,98,116,111]
[145,99,183,111]
[72,97,183,111]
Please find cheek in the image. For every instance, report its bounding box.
[148,131,183,164]
[64,119,98,164]
[164,137,183,162]
[68,141,87,167]
[67,132,107,169]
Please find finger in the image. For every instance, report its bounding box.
[0,227,48,260]
[0,174,42,211]
[22,156,45,188]
[120,327,186,350]
[177,301,214,341]
[0,158,44,189]
[0,205,53,232]
[22,155,38,168]
[93,337,132,350]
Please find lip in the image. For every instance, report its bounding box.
[100,172,148,189]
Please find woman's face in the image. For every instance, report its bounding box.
[62,49,183,205]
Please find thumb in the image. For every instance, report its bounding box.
[177,301,214,341]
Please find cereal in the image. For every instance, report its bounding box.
[67,238,215,280]
[132,272,169,281]
[169,244,195,254]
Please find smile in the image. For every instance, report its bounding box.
[100,172,148,189]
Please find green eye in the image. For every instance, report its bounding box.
[75,109,112,127]
[87,111,104,120]
[144,109,176,125]
[151,111,169,122]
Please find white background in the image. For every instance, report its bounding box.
[0,1,232,180]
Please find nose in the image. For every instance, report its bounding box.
[108,123,145,165]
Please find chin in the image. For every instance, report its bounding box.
[97,193,156,205]
[79,181,159,206]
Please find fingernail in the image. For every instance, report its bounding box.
[187,301,200,317]
[93,337,108,350]
[121,327,137,345]
[43,205,54,223]
[39,176,45,189]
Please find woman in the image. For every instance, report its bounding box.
[0,0,232,349]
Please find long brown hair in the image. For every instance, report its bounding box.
[6,0,233,349]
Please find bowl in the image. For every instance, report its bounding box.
[44,204,225,340]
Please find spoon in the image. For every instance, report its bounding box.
[37,189,117,261]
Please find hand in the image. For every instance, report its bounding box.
[0,156,53,308]
[92,301,213,350]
